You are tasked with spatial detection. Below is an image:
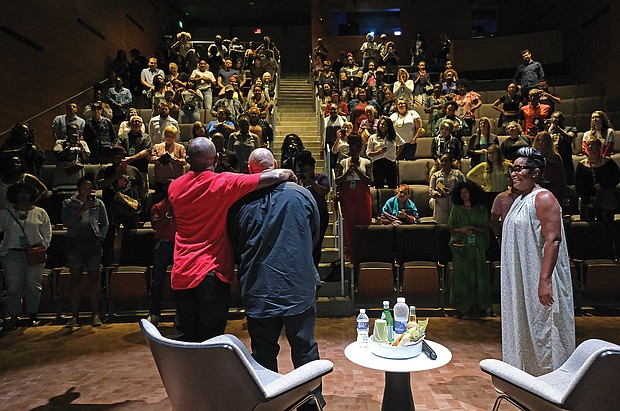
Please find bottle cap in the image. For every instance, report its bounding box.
[397,297,406,303]
[359,309,366,314]
[382,300,389,307]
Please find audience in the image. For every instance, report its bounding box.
[582,110,615,156]
[366,116,405,188]
[380,184,419,225]
[149,125,186,204]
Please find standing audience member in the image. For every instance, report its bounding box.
[335,135,372,262]
[359,106,379,145]
[467,117,499,168]
[575,138,620,223]
[500,121,531,162]
[412,61,431,106]
[167,137,296,342]
[366,116,405,188]
[179,80,203,124]
[513,49,545,100]
[492,83,525,132]
[519,89,550,136]
[107,76,133,124]
[120,115,153,175]
[429,154,466,224]
[360,33,379,70]
[392,68,414,107]
[145,181,176,327]
[431,120,463,169]
[61,175,108,328]
[247,107,273,149]
[0,183,51,331]
[323,104,347,175]
[425,84,448,134]
[581,110,615,156]
[191,60,216,110]
[390,98,424,160]
[1,123,45,178]
[433,101,468,137]
[448,181,491,319]
[228,149,325,410]
[97,146,146,266]
[83,102,117,164]
[149,102,180,145]
[547,111,577,185]
[453,80,481,133]
[149,125,187,204]
[466,144,512,211]
[501,147,574,376]
[490,184,522,245]
[52,102,86,140]
[0,155,47,212]
[141,56,165,99]
[533,132,568,207]
[227,115,259,173]
[280,134,306,171]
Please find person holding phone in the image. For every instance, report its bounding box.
[61,174,109,327]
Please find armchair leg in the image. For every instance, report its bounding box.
[287,393,322,411]
[492,394,529,411]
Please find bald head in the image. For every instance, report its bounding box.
[187,137,217,172]
[248,148,277,174]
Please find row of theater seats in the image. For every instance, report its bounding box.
[353,220,620,312]
[38,227,245,318]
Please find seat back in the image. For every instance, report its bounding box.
[564,347,620,410]
[567,221,615,261]
[394,225,437,264]
[140,320,266,411]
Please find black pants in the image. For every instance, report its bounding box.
[372,158,398,188]
[247,303,324,407]
[398,142,417,160]
[149,240,174,315]
[172,272,231,342]
[102,213,139,267]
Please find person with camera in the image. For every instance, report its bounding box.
[180,80,203,124]
[546,111,577,185]
[61,175,108,328]
[280,134,305,172]
[0,122,45,180]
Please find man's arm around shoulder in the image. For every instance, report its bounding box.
[255,169,297,191]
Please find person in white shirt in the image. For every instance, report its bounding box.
[366,116,406,188]
[148,102,180,144]
[389,98,425,160]
[141,56,165,97]
[190,59,217,110]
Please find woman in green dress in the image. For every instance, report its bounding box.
[448,181,491,319]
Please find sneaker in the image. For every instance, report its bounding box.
[65,317,79,328]
[2,317,17,332]
[92,315,103,327]
[146,314,160,327]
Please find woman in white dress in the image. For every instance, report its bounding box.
[501,146,575,376]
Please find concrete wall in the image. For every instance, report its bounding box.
[0,0,177,148]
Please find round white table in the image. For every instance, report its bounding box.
[344,340,452,411]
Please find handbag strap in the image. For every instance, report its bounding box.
[8,209,32,246]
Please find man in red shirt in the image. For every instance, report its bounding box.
[519,89,550,136]
[168,137,296,342]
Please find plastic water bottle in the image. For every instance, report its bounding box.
[381,300,394,343]
[356,309,369,348]
[394,297,409,335]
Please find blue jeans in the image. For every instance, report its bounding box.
[199,88,213,110]
[150,240,174,315]
[1,250,45,316]
[181,108,201,124]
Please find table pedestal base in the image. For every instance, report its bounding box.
[381,371,414,411]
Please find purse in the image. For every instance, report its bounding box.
[9,210,47,265]
[112,191,141,217]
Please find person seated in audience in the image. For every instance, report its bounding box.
[123,115,153,174]
[360,33,379,70]
[145,180,176,327]
[246,84,271,120]
[247,107,273,149]
[118,108,143,142]
[500,121,531,161]
[141,56,165,99]
[381,184,420,225]
[431,120,463,174]
[280,134,306,172]
[323,89,349,117]
[227,115,259,173]
[381,85,396,116]
[211,85,244,123]
[97,146,146,266]
[218,74,244,103]
[441,69,458,97]
[332,121,354,167]
[448,180,491,320]
[61,174,108,328]
[366,116,405,189]
[582,110,615,156]
[217,58,239,90]
[179,80,203,124]
[52,124,90,200]
[370,66,387,102]
[1,123,45,178]
[492,83,526,132]
[391,98,425,160]
[433,101,468,137]
[412,61,432,106]
[490,183,522,246]
[249,57,267,83]
[83,102,117,164]
[164,89,180,121]
[519,88,551,136]
[148,75,169,116]
[425,83,448,134]
[149,102,179,145]
[0,182,52,332]
[393,68,414,107]
[191,121,207,140]
[83,86,113,121]
[335,134,372,261]
[538,81,561,113]
[513,49,545,100]
[233,59,248,90]
[453,80,482,133]
[429,154,466,224]
[149,125,186,204]
[546,111,577,184]
[533,131,568,207]
[323,104,348,174]
[261,71,276,100]
[359,105,379,144]
[211,132,238,173]
[318,60,337,91]
[107,76,133,124]
[349,87,380,133]
[439,60,459,83]
[468,117,499,168]
[575,138,620,223]
[170,31,193,65]
[339,53,363,91]
[53,102,86,140]
[191,59,216,110]
[466,144,512,211]
[166,62,188,92]
[0,154,47,212]
[207,107,236,144]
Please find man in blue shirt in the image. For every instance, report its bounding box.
[107,76,133,124]
[228,148,324,410]
[513,49,545,101]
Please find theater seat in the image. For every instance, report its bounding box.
[354,225,396,300]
